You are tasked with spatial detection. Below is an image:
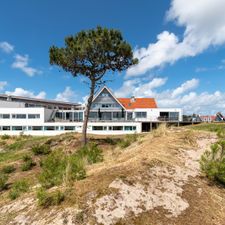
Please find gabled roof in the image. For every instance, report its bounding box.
[92,86,126,109]
[117,98,157,109]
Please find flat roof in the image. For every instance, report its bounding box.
[0,94,80,107]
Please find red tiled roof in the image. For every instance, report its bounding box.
[117,98,157,109]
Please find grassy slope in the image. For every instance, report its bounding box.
[0,125,225,225]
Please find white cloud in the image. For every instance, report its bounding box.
[5,88,46,99]
[127,0,225,77]
[11,54,42,77]
[55,86,76,102]
[171,78,199,97]
[115,77,167,97]
[116,77,225,114]
[0,81,7,91]
[0,41,14,53]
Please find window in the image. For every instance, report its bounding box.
[0,114,10,119]
[65,126,75,131]
[12,126,23,131]
[124,126,136,131]
[2,126,10,130]
[28,114,40,119]
[92,126,103,130]
[32,126,43,131]
[169,112,179,120]
[135,112,147,118]
[101,93,109,97]
[12,114,26,119]
[112,126,123,131]
[44,126,55,131]
[127,112,133,120]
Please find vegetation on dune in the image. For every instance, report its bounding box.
[21,155,36,171]
[31,144,51,155]
[200,140,225,185]
[37,188,65,208]
[1,165,16,174]
[0,173,8,191]
[118,133,138,148]
[8,179,29,200]
[192,123,225,133]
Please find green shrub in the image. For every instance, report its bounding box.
[0,173,8,191]
[1,134,10,140]
[1,165,16,174]
[39,149,87,189]
[9,179,29,199]
[32,144,51,155]
[118,133,138,149]
[37,188,64,208]
[39,150,67,188]
[67,155,86,181]
[77,143,103,164]
[200,140,225,185]
[21,155,36,171]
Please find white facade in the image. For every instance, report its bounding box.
[0,87,183,136]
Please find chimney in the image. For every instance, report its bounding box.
[130,96,136,103]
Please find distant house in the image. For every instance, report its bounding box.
[215,112,225,122]
[200,115,216,123]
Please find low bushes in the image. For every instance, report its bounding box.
[32,144,51,155]
[1,165,16,174]
[21,155,36,171]
[37,188,64,208]
[1,134,10,140]
[8,179,29,200]
[77,143,103,164]
[200,140,225,185]
[118,133,138,149]
[39,150,67,188]
[0,173,8,191]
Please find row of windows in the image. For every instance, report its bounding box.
[0,125,136,132]
[0,126,77,131]
[92,103,119,108]
[92,126,136,131]
[0,114,40,119]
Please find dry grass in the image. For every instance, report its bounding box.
[0,127,225,225]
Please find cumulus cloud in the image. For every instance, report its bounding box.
[0,81,7,91]
[115,77,167,97]
[11,54,42,77]
[115,77,225,114]
[0,41,14,53]
[55,86,76,102]
[5,88,46,99]
[171,78,199,97]
[127,0,225,77]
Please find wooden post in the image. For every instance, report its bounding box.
[150,122,152,132]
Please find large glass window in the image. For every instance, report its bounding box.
[169,112,179,120]
[108,126,123,131]
[124,126,136,131]
[135,112,147,118]
[44,126,55,131]
[12,114,26,119]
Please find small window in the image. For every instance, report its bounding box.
[92,126,103,131]
[65,126,75,131]
[12,126,23,131]
[113,126,123,131]
[32,126,43,131]
[135,112,147,118]
[12,114,26,119]
[0,114,10,119]
[28,114,40,119]
[2,126,10,130]
[44,126,55,131]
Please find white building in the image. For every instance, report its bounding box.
[0,86,183,136]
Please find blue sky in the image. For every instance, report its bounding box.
[0,0,225,114]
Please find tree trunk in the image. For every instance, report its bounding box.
[82,80,95,145]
